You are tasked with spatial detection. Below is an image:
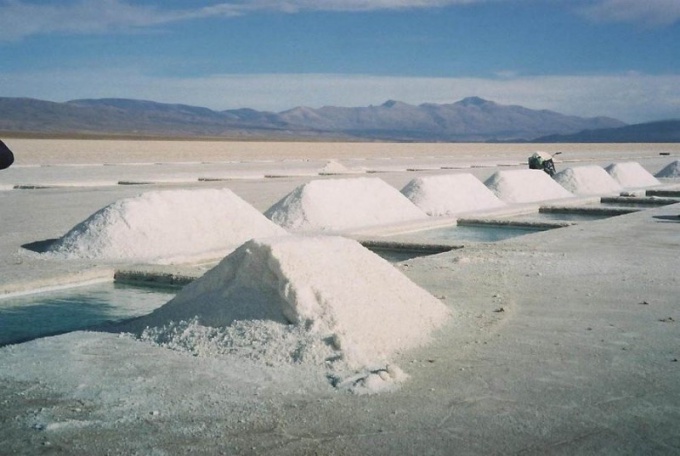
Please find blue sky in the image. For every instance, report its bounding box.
[1,0,679,123]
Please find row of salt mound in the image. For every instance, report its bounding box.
[484,169,573,203]
[129,235,451,369]
[265,177,428,232]
[554,165,622,195]
[605,162,660,187]
[655,160,680,178]
[401,173,506,216]
[46,188,286,262]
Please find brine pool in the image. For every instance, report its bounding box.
[386,223,551,244]
[0,282,176,346]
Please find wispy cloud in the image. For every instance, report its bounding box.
[0,0,195,41]
[2,0,678,41]
[2,69,678,123]
[578,0,680,26]
[0,0,486,41]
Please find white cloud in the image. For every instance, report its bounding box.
[579,0,680,26]
[0,0,198,41]
[2,0,678,42]
[2,69,678,123]
[234,0,481,13]
[0,0,492,41]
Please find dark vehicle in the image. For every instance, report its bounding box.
[0,139,15,170]
[528,151,561,177]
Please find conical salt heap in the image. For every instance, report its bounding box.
[484,169,573,203]
[605,162,660,187]
[401,173,506,216]
[655,160,680,178]
[136,235,451,368]
[553,165,622,195]
[265,177,428,232]
[47,188,286,262]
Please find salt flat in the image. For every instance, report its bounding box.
[0,140,679,455]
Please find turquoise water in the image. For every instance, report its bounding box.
[390,224,549,244]
[0,282,175,346]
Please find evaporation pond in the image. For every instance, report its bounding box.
[389,224,549,243]
[510,212,613,222]
[0,282,176,346]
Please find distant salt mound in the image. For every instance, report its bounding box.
[318,159,363,175]
[484,169,573,203]
[47,189,286,262]
[401,173,506,216]
[265,177,428,232]
[655,160,680,178]
[137,236,450,377]
[605,162,660,187]
[554,165,623,195]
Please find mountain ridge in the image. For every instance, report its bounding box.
[0,96,632,142]
[533,119,680,143]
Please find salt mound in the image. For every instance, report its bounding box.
[553,165,622,195]
[265,177,428,232]
[319,159,362,175]
[484,169,573,203]
[655,160,680,178]
[137,235,451,369]
[47,189,286,262]
[605,162,660,187]
[401,173,506,216]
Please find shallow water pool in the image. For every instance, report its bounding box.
[0,283,176,346]
[388,224,550,244]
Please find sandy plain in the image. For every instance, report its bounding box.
[1,139,679,455]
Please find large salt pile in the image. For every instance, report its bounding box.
[605,162,660,187]
[47,189,286,262]
[265,177,428,232]
[554,165,623,195]
[135,235,450,392]
[401,173,506,216]
[655,160,680,178]
[484,169,573,203]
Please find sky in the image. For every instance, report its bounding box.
[1,0,679,123]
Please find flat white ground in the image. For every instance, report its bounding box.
[1,140,679,455]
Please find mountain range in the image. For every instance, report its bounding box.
[533,120,680,143]
[0,95,672,142]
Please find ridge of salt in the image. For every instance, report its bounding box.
[319,159,362,175]
[655,160,680,178]
[484,169,573,203]
[605,162,660,187]
[401,173,506,216]
[553,165,622,195]
[47,188,286,262]
[265,177,428,231]
[136,235,451,369]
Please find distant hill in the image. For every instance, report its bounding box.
[533,120,680,143]
[278,97,625,142]
[0,96,627,142]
